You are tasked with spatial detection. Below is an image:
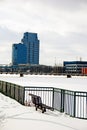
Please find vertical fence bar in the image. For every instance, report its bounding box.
[60,89,65,112]
[18,86,20,102]
[61,89,63,112]
[62,90,65,112]
[52,87,54,109]
[23,87,25,105]
[73,92,76,117]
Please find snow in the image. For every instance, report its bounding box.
[0,92,87,130]
[0,74,87,92]
[0,74,87,130]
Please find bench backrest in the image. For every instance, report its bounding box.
[30,94,42,105]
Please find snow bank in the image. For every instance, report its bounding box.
[0,92,87,130]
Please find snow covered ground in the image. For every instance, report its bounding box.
[0,92,87,130]
[0,74,87,130]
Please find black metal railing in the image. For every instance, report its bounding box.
[0,80,87,119]
[24,87,53,108]
[0,80,25,105]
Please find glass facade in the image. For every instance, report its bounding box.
[21,32,39,64]
[12,32,40,65]
[12,43,27,65]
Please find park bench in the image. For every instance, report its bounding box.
[29,93,53,113]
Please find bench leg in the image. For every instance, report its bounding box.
[42,107,46,113]
[36,105,38,111]
[42,108,44,113]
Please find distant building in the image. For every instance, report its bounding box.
[63,61,87,75]
[12,43,27,65]
[12,32,40,65]
[21,32,40,64]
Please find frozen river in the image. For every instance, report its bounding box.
[0,74,87,92]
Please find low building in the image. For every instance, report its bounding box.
[63,61,87,75]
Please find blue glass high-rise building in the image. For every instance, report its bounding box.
[21,32,39,64]
[12,43,27,65]
[12,32,40,65]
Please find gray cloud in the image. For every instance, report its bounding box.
[0,26,22,43]
[40,31,87,65]
[25,0,87,12]
[0,26,23,64]
[0,0,87,65]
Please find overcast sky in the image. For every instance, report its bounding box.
[0,0,87,66]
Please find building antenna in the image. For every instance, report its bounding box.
[55,57,56,66]
[80,57,82,61]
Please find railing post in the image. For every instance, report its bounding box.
[73,92,76,117]
[18,86,20,103]
[61,89,65,112]
[63,90,65,112]
[23,87,25,105]
[14,84,15,99]
[52,87,54,110]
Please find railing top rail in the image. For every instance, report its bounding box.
[24,86,53,89]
